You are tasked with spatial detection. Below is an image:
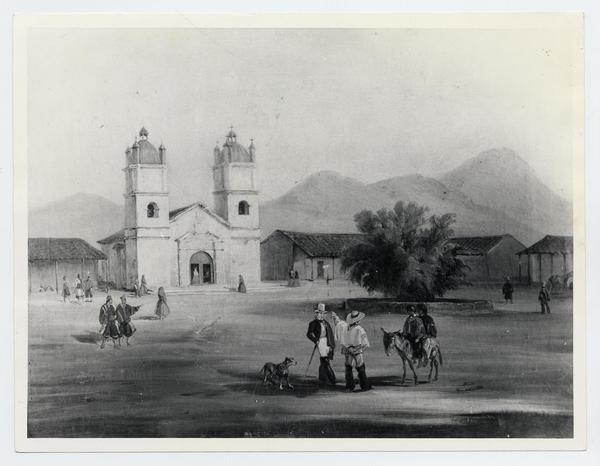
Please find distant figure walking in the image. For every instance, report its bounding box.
[139,274,149,295]
[83,275,93,302]
[133,277,140,297]
[99,296,121,349]
[238,274,247,293]
[61,276,71,303]
[539,283,551,314]
[116,295,140,346]
[332,310,371,392]
[155,286,170,320]
[502,277,514,304]
[74,274,84,304]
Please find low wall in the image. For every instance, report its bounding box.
[343,298,494,313]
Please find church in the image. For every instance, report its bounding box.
[98,127,261,290]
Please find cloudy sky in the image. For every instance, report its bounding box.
[27,25,580,210]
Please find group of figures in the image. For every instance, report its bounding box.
[306,303,439,392]
[501,277,553,314]
[132,274,150,297]
[97,287,171,349]
[61,274,94,304]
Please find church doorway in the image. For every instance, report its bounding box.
[190,251,214,285]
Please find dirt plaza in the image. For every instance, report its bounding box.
[27,282,573,438]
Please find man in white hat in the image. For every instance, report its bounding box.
[332,310,371,392]
[306,303,336,386]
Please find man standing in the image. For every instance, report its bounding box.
[306,303,336,386]
[403,305,426,364]
[99,296,121,349]
[83,275,94,302]
[539,283,551,314]
[115,295,140,346]
[502,277,514,304]
[332,310,371,392]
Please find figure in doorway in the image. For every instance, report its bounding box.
[192,265,200,285]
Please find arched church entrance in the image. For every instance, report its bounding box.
[190,251,214,285]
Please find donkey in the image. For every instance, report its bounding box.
[381,328,443,384]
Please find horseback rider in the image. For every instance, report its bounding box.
[403,305,426,364]
[306,303,336,386]
[417,303,437,338]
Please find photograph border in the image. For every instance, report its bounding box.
[12,12,586,453]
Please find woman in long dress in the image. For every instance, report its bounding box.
[140,274,148,295]
[238,274,247,293]
[155,286,170,320]
[74,274,84,304]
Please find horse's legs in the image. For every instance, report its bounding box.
[407,358,418,385]
[433,359,439,381]
[401,356,406,384]
[428,358,434,381]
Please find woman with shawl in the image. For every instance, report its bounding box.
[155,286,170,320]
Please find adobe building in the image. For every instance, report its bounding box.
[449,234,527,283]
[98,127,261,289]
[260,230,365,281]
[28,237,107,293]
[516,235,573,284]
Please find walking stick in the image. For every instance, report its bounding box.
[304,344,318,376]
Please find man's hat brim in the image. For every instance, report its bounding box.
[346,311,366,324]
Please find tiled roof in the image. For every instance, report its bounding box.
[97,228,126,245]
[268,230,366,257]
[29,238,107,261]
[517,235,573,255]
[448,235,506,255]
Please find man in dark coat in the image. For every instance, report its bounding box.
[417,303,437,338]
[403,305,426,363]
[306,303,336,386]
[502,277,514,304]
[539,283,551,314]
[115,295,140,346]
[99,296,121,349]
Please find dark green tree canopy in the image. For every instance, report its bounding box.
[341,201,468,301]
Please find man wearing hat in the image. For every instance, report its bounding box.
[539,282,551,314]
[332,310,371,392]
[403,305,426,364]
[306,303,336,386]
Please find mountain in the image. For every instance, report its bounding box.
[260,170,543,244]
[440,148,572,237]
[28,193,123,247]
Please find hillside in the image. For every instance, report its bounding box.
[441,148,572,236]
[28,193,123,247]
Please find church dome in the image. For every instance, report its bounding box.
[218,127,254,163]
[131,127,162,164]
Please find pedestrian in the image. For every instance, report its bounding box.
[403,305,426,365]
[238,274,247,293]
[61,276,71,303]
[140,274,148,295]
[115,295,140,346]
[99,296,121,349]
[74,274,84,304]
[502,277,514,304]
[539,283,551,314]
[133,277,140,297]
[83,274,93,302]
[332,309,371,392]
[155,286,170,320]
[306,303,336,387]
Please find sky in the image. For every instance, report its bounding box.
[27,26,580,210]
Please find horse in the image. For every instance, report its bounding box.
[381,328,443,384]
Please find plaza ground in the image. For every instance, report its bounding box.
[27,282,573,438]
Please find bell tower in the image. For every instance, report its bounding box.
[123,127,171,288]
[212,127,259,230]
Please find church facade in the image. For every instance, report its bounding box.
[98,127,261,290]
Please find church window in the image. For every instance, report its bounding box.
[238,200,250,215]
[147,202,159,218]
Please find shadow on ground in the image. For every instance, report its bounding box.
[71,331,102,344]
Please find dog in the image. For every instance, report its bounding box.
[259,357,297,390]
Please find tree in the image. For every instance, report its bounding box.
[341,201,469,301]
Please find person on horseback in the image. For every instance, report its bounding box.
[403,305,426,364]
[417,303,437,338]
